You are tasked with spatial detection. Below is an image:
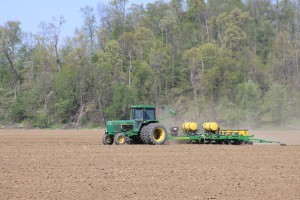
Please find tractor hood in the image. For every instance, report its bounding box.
[106,120,135,134]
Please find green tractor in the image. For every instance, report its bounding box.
[102,105,168,145]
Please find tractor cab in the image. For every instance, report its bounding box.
[130,105,157,121]
[130,105,158,130]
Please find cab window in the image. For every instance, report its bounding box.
[144,109,155,120]
[131,109,143,120]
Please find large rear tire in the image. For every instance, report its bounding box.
[149,123,167,145]
[102,134,114,145]
[140,125,150,144]
[140,123,167,145]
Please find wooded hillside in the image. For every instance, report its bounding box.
[1,0,299,128]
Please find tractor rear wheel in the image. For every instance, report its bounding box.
[149,124,167,145]
[102,134,114,145]
[114,133,126,145]
[141,123,167,145]
[140,125,150,144]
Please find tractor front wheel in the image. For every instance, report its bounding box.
[102,134,114,145]
[114,133,126,145]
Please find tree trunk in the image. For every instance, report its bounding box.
[128,52,132,90]
[4,50,19,99]
[205,16,210,42]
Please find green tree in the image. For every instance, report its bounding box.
[54,68,77,122]
[270,31,298,89]
[134,27,155,60]
[217,8,252,51]
[183,45,203,117]
[127,3,146,30]
[9,98,26,123]
[92,62,114,123]
[149,40,172,96]
[186,0,208,44]
[236,80,261,124]
[145,1,169,36]
[105,84,135,120]
[109,0,129,38]
[262,83,289,125]
[132,61,154,102]
[39,16,65,72]
[0,21,22,99]
[80,5,97,54]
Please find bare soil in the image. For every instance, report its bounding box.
[0,129,299,200]
[252,130,300,145]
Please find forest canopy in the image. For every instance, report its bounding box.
[0,0,299,128]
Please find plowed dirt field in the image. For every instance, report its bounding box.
[0,129,299,200]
